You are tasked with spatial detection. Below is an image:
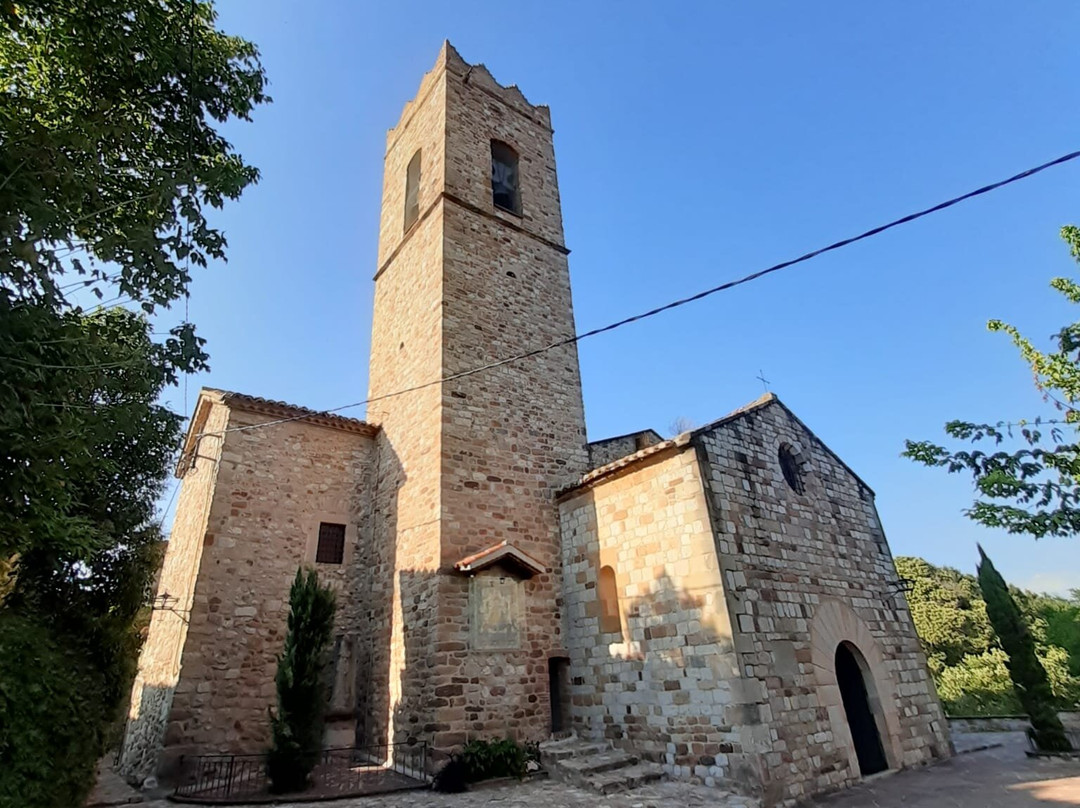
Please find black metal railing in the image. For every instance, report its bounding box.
[174,741,428,802]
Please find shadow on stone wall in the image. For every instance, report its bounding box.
[356,441,402,750]
[561,463,779,799]
[577,570,769,795]
[117,437,405,783]
[118,682,177,782]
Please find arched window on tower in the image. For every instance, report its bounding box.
[404,149,421,232]
[490,140,521,214]
[598,565,622,636]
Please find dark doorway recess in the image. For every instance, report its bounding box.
[548,657,571,734]
[835,642,888,776]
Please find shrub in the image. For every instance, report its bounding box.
[0,527,158,808]
[461,738,530,782]
[267,568,336,793]
[0,613,113,808]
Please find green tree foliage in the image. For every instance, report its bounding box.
[895,556,992,672]
[0,2,267,804]
[904,227,1080,538]
[1,0,268,561]
[1027,590,1080,677]
[897,556,1080,717]
[935,649,1021,715]
[977,548,1071,751]
[0,309,181,807]
[267,569,337,794]
[2,305,195,563]
[932,647,1080,717]
[1040,645,1080,709]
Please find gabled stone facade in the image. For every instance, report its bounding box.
[118,391,378,779]
[120,44,949,806]
[558,395,949,804]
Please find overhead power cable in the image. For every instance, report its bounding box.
[193,147,1080,440]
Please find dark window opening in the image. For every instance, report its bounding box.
[491,140,521,214]
[316,522,346,564]
[404,149,421,232]
[778,444,805,495]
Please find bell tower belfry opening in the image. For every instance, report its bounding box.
[365,42,589,752]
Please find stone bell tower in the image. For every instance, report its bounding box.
[365,42,588,751]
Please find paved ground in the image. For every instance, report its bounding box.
[812,738,1078,807]
[113,737,1079,808]
[87,760,145,807]
[143,778,757,808]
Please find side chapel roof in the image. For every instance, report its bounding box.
[562,393,874,497]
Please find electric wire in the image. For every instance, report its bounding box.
[196,147,1080,439]
[10,151,1080,380]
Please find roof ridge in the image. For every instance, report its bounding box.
[201,387,377,436]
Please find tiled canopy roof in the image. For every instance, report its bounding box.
[453,541,547,579]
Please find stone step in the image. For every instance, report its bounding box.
[583,761,666,795]
[538,734,587,751]
[539,740,611,763]
[541,736,667,795]
[558,749,639,777]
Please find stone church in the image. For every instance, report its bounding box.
[119,43,950,804]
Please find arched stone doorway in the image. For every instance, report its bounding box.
[835,642,888,775]
[809,599,902,779]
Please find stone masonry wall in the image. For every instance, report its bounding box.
[587,431,664,470]
[366,43,588,751]
[367,45,448,749]
[153,401,374,774]
[118,396,228,783]
[693,396,950,805]
[434,45,589,746]
[558,445,743,787]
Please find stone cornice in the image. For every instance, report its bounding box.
[373,191,569,281]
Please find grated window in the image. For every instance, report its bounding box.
[316,522,346,564]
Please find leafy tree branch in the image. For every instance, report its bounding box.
[904,226,1080,537]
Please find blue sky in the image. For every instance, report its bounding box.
[157,1,1080,593]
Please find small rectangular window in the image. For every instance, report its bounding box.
[404,149,421,232]
[316,522,346,565]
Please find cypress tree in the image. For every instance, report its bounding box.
[976,546,1072,752]
[267,568,337,792]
